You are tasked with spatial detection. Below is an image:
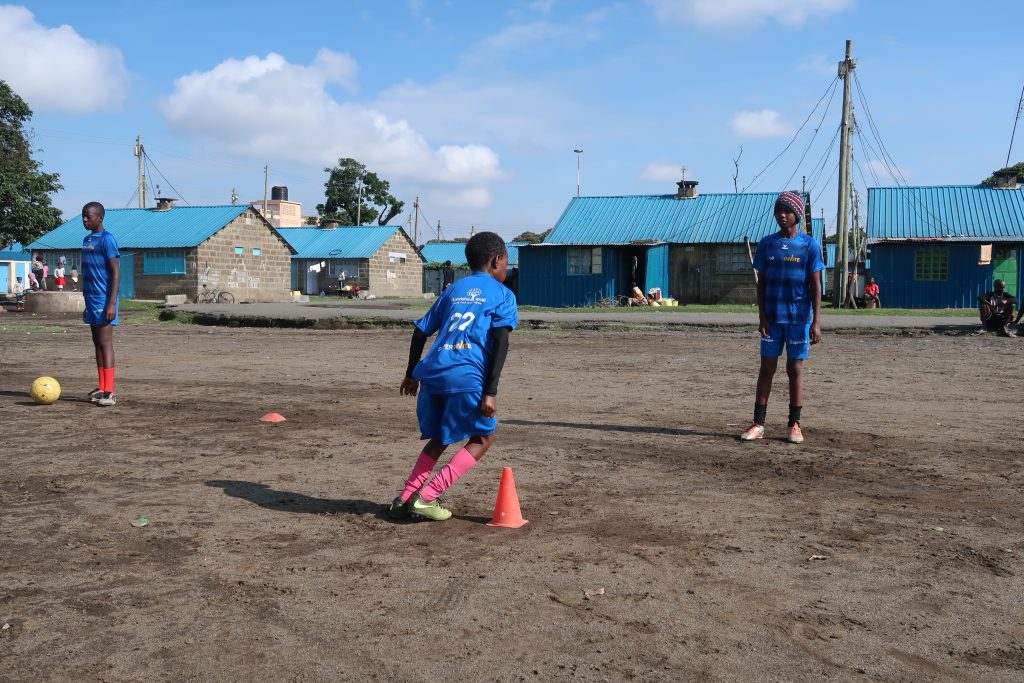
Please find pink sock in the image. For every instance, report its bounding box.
[400,452,437,502]
[419,448,477,502]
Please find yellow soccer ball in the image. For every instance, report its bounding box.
[31,376,61,405]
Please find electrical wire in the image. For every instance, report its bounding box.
[783,78,841,189]
[143,150,190,205]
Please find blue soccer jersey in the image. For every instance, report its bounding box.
[82,230,120,300]
[752,231,825,325]
[412,272,519,393]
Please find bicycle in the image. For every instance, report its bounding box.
[197,285,235,304]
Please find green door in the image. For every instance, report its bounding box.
[993,247,1017,298]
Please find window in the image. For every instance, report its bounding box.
[914,249,948,281]
[716,247,750,273]
[144,249,186,275]
[388,251,407,264]
[234,246,244,254]
[252,248,262,256]
[568,247,602,275]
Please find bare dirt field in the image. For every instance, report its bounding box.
[2,317,1023,682]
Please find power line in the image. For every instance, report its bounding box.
[143,150,191,205]
[783,78,841,189]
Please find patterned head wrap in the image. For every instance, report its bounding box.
[775,190,804,223]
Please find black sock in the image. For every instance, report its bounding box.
[788,405,802,427]
[753,403,767,425]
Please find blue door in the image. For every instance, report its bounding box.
[0,263,9,293]
[645,244,670,294]
[119,252,135,299]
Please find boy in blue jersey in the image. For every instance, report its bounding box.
[740,191,825,444]
[391,232,518,521]
[81,202,120,407]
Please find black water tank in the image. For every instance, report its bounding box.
[271,186,288,201]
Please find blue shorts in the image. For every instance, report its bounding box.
[84,297,118,326]
[417,387,495,446]
[760,323,810,360]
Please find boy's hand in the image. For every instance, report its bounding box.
[400,377,419,396]
[758,314,770,338]
[104,302,116,322]
[810,322,822,345]
[480,394,497,418]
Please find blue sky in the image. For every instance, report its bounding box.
[2,0,1021,240]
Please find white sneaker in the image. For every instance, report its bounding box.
[97,392,116,407]
[740,424,765,441]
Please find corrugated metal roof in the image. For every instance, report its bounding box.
[867,185,1024,243]
[27,205,252,250]
[419,241,527,266]
[0,242,31,260]
[278,226,411,259]
[543,192,794,245]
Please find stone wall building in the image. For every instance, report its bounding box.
[27,200,294,302]
[278,226,423,297]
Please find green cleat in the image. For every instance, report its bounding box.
[388,496,411,520]
[409,494,452,521]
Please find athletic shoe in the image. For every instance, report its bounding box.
[97,392,116,407]
[739,424,765,441]
[408,494,452,521]
[388,496,411,520]
[788,423,804,444]
[87,388,103,403]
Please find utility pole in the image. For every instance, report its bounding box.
[832,39,856,308]
[356,179,364,226]
[437,220,443,241]
[848,183,861,309]
[802,176,812,236]
[134,136,146,208]
[262,165,269,222]
[413,196,420,246]
[1007,83,1024,167]
[574,148,583,197]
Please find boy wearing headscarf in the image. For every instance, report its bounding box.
[740,191,825,444]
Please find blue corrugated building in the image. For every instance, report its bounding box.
[27,201,295,302]
[519,183,821,307]
[0,242,32,294]
[278,225,423,296]
[867,181,1024,308]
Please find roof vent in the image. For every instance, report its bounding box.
[993,171,1021,190]
[154,197,176,211]
[676,179,699,199]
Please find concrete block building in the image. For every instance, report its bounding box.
[278,226,423,296]
[27,200,294,302]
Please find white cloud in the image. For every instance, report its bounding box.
[729,109,794,138]
[0,5,128,113]
[642,162,684,183]
[159,51,503,205]
[645,0,853,27]
[476,21,565,51]
[528,0,556,12]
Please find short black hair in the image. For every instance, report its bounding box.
[465,231,507,270]
[82,201,105,218]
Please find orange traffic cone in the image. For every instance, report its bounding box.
[260,412,286,423]
[486,466,528,528]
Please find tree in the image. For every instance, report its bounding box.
[512,229,551,244]
[315,158,404,226]
[0,80,62,247]
[981,162,1024,186]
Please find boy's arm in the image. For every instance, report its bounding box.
[480,326,512,418]
[809,271,822,344]
[105,257,120,321]
[400,328,429,396]
[755,274,769,337]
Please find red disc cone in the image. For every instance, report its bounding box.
[260,412,286,423]
[486,466,528,528]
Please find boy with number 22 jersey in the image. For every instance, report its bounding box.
[391,232,518,521]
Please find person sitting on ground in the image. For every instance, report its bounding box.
[627,283,649,306]
[979,280,1016,336]
[864,276,880,308]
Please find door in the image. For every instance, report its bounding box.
[993,247,1017,299]
[0,263,8,293]
[118,252,135,299]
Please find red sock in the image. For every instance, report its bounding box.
[98,366,105,392]
[103,367,115,394]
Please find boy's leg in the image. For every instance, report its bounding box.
[418,434,494,502]
[786,359,804,426]
[398,437,446,502]
[92,324,116,402]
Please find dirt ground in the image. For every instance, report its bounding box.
[2,315,1023,682]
